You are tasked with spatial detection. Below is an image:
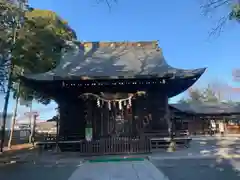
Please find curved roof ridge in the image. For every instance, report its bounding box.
[23,41,206,83]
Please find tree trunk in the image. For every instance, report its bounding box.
[55,107,60,152]
[7,85,20,149]
[30,115,37,146]
[0,65,14,152]
[28,104,33,143]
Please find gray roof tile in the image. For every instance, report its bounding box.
[171,103,240,115]
[23,41,206,81]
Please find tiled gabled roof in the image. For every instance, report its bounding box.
[23,41,206,81]
[171,102,240,115]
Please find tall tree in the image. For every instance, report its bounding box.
[0,0,78,104]
[1,0,79,150]
[202,84,219,103]
[181,81,235,104]
[189,88,205,103]
[179,88,205,103]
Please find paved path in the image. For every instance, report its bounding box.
[151,136,240,160]
[0,157,239,180]
[0,161,78,180]
[152,158,240,180]
[0,159,169,180]
[69,160,168,180]
[0,136,239,180]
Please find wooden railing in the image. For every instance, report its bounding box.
[35,130,192,155]
[36,135,151,155]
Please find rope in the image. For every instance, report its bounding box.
[79,92,134,102]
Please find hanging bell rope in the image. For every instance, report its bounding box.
[108,101,111,110]
[118,100,122,110]
[123,100,127,106]
[128,96,132,106]
[97,98,100,107]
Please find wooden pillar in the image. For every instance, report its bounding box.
[95,105,101,138]
[85,99,91,125]
[131,97,137,136]
[58,97,86,140]
[147,91,168,130]
[133,96,144,134]
[100,107,103,137]
[102,103,109,137]
[108,108,115,136]
[170,111,176,137]
[165,95,173,138]
[92,101,97,139]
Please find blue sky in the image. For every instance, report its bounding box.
[1,0,240,121]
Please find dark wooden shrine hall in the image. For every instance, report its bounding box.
[21,41,206,152]
[171,103,240,134]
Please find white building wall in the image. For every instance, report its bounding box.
[0,113,13,130]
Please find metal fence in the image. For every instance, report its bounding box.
[0,130,30,146]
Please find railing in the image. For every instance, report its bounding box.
[143,130,189,138]
[150,136,192,149]
[78,136,151,155]
[0,130,30,146]
[35,130,192,154]
[36,135,151,155]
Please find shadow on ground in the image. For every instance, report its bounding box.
[150,137,240,180]
[0,161,78,180]
[0,137,239,180]
[151,158,240,180]
[191,137,240,156]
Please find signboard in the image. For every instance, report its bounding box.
[20,130,29,139]
[232,69,240,81]
[85,127,92,142]
[20,98,32,107]
[24,111,39,117]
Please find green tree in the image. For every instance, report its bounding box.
[180,84,221,104]
[180,88,204,103]
[202,85,219,103]
[189,88,205,103]
[0,0,78,104]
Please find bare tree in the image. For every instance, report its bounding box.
[200,0,240,36]
[185,79,240,103]
[95,0,117,9]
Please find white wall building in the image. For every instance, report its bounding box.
[0,113,13,130]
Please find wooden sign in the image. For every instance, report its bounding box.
[85,127,93,142]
